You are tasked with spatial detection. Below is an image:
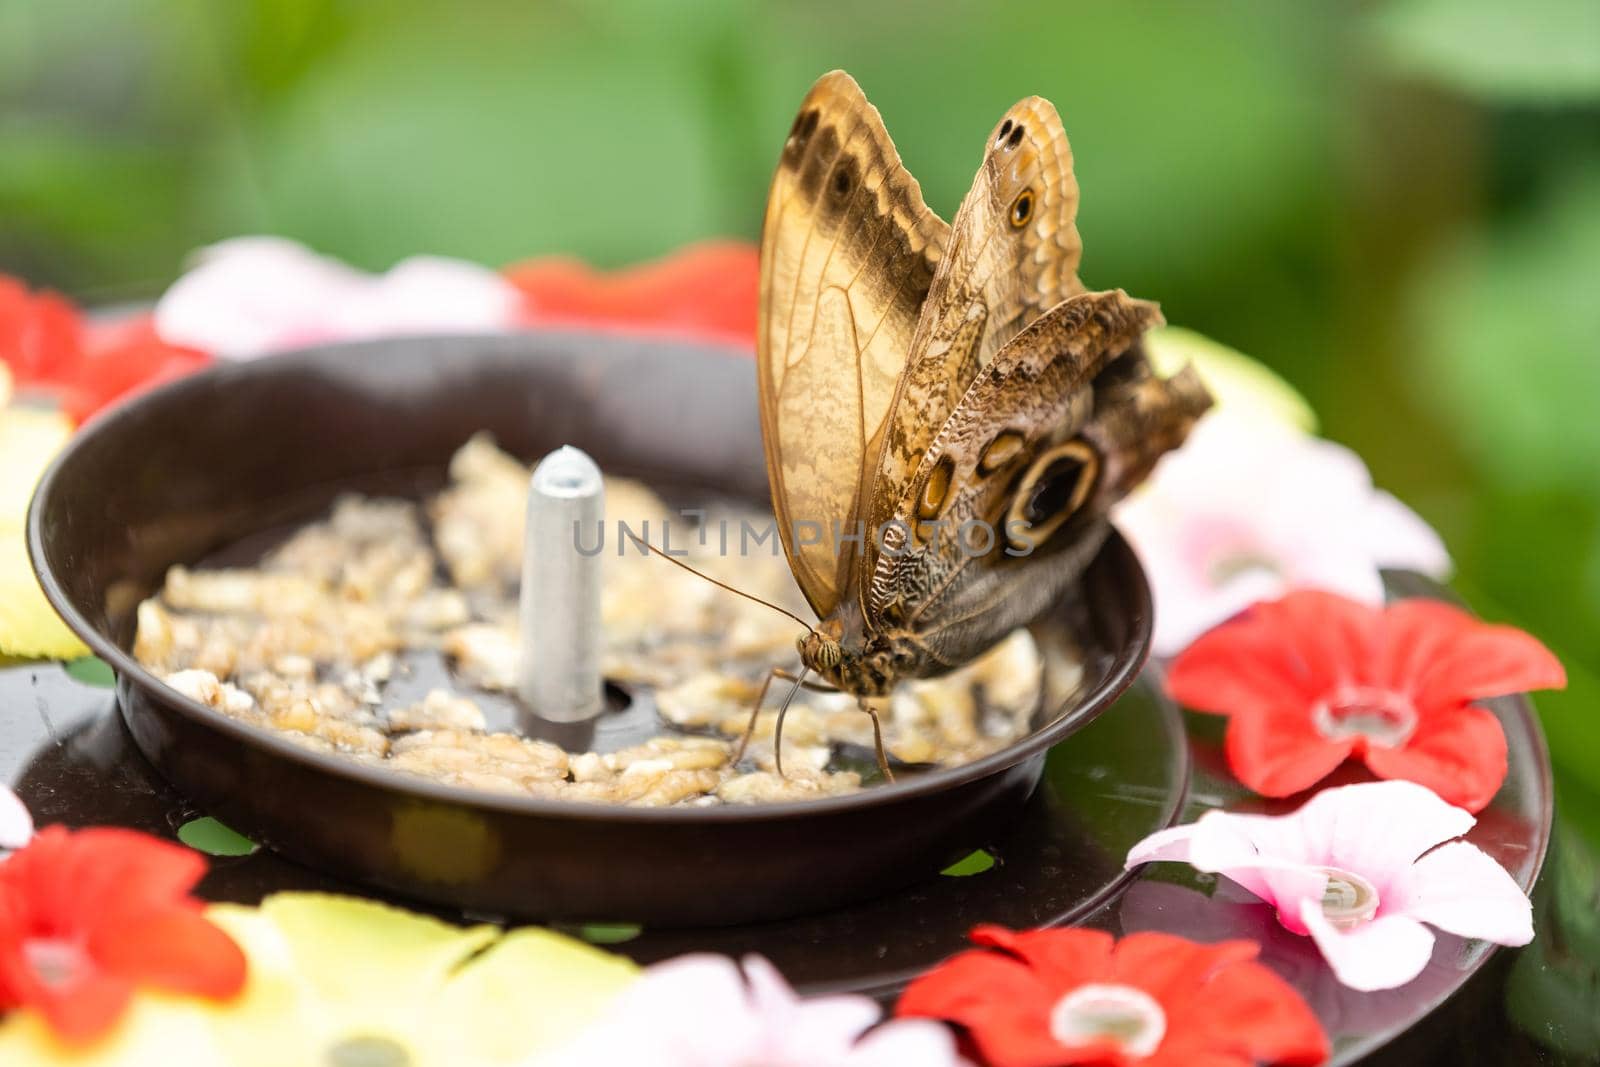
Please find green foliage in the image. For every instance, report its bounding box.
[1405,175,1600,800]
[1372,0,1600,104]
[1410,170,1600,497]
[1508,822,1600,1058]
[0,0,1348,297]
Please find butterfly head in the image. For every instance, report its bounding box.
[799,625,844,674]
[797,612,910,698]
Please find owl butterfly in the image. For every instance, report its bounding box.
[748,70,1210,777]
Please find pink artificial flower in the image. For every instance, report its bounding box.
[1115,413,1451,657]
[1117,879,1461,1041]
[532,953,967,1067]
[0,783,30,851]
[154,237,522,359]
[1126,781,1532,991]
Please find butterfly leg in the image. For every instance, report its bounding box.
[732,666,837,772]
[859,700,894,783]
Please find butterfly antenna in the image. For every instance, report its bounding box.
[771,666,810,778]
[621,529,815,633]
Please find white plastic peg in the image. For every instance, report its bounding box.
[518,445,605,724]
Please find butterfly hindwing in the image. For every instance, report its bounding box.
[867,291,1208,659]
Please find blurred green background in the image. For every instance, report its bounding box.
[1,0,1597,835]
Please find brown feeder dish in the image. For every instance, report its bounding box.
[28,332,1154,926]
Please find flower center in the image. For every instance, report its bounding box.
[23,939,89,989]
[1311,685,1417,747]
[1314,867,1380,930]
[1204,549,1283,588]
[1049,983,1167,1058]
[326,1036,412,1067]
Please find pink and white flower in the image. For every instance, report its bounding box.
[0,783,30,852]
[154,237,521,359]
[1115,413,1451,656]
[532,953,967,1067]
[1125,780,1533,992]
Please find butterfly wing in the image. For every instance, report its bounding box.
[867,290,1210,663]
[758,70,949,618]
[868,95,1085,547]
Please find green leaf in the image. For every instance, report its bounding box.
[1507,825,1600,1057]
[178,816,260,857]
[1410,170,1600,496]
[940,849,995,877]
[1556,772,1600,855]
[573,922,642,945]
[1371,0,1600,105]
[64,655,115,688]
[1404,174,1600,802]
[1452,576,1600,806]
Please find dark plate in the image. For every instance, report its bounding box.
[0,664,1189,998]
[27,332,1154,925]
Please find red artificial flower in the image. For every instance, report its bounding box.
[66,315,211,424]
[0,826,246,1044]
[0,275,84,384]
[898,926,1327,1067]
[0,274,212,422]
[505,240,757,348]
[1167,591,1566,812]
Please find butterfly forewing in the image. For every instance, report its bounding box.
[757,70,949,618]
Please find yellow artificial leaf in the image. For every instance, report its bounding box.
[0,530,88,660]
[1146,325,1318,432]
[0,406,87,659]
[223,893,499,1027]
[204,893,499,1067]
[434,928,642,1063]
[0,994,223,1067]
[0,406,72,527]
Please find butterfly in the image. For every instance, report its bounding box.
[741,70,1211,777]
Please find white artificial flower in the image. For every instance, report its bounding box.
[1116,412,1451,656]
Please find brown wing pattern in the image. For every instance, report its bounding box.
[866,290,1181,633]
[1080,342,1213,510]
[868,95,1084,557]
[758,70,949,618]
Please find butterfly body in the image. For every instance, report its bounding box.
[757,71,1211,762]
[797,608,913,699]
